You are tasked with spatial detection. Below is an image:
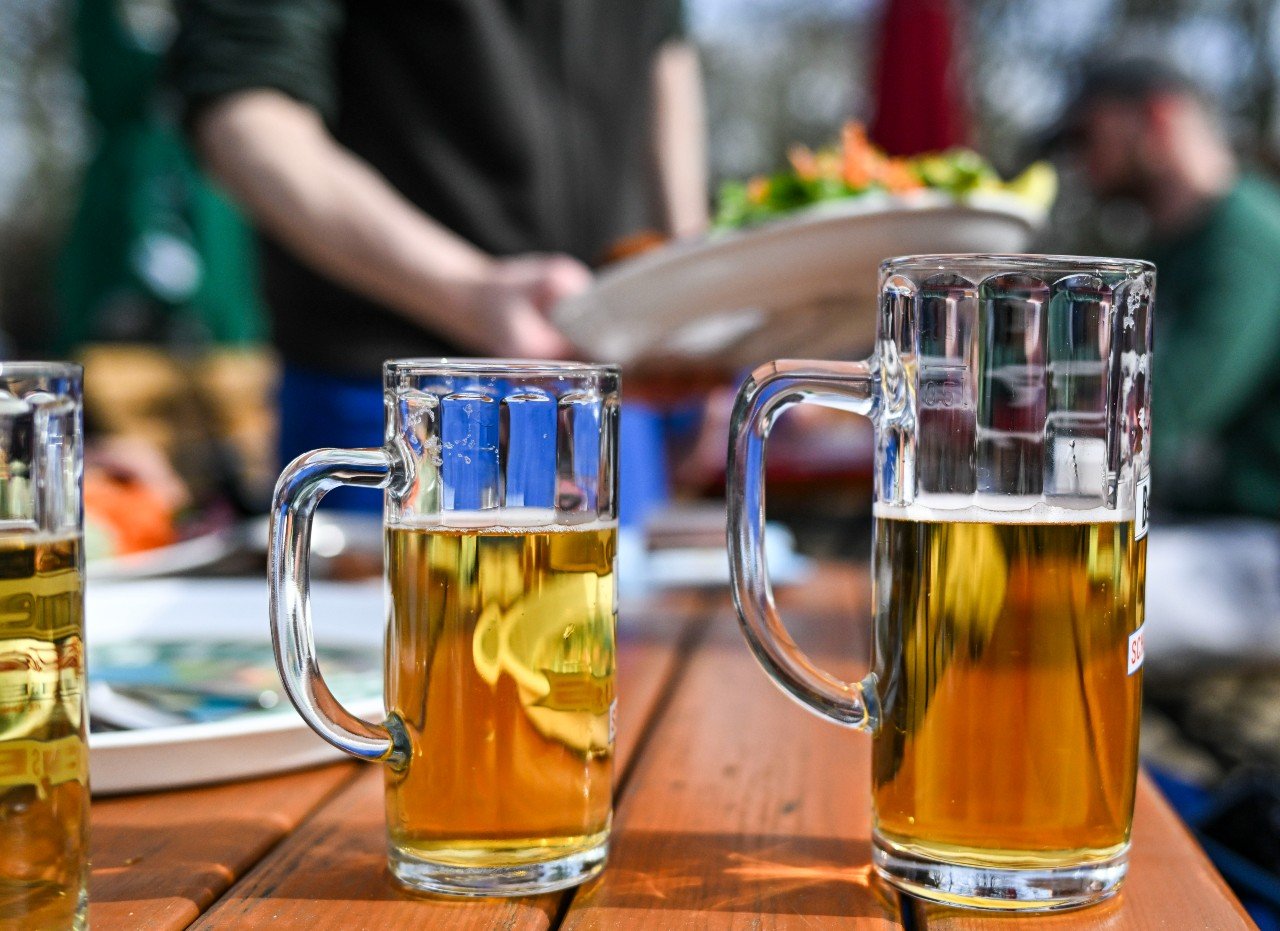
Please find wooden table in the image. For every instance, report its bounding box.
[90,567,1254,930]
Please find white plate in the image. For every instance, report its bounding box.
[554,190,1043,371]
[86,528,241,581]
[87,578,385,795]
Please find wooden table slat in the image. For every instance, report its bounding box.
[562,567,1251,930]
[89,761,358,931]
[192,766,560,931]
[189,605,701,930]
[560,585,906,929]
[86,566,1254,930]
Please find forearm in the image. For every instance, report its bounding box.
[194,90,490,337]
[651,40,709,239]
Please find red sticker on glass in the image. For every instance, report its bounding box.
[1127,624,1145,675]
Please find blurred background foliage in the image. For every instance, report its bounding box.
[6,0,1280,350]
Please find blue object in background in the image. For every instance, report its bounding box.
[1148,764,1215,823]
[279,365,674,523]
[278,365,383,513]
[618,401,670,528]
[1149,763,1280,929]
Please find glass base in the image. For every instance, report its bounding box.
[74,885,87,931]
[872,832,1128,911]
[388,840,607,897]
[0,877,87,929]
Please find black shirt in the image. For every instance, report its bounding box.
[174,0,681,376]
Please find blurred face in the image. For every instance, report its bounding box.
[1075,100,1150,199]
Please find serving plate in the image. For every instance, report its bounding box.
[86,528,241,581]
[554,190,1043,371]
[87,578,385,794]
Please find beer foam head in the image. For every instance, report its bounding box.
[875,495,1134,524]
[392,508,618,533]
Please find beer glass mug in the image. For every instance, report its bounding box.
[728,256,1153,911]
[0,363,87,929]
[271,360,619,896]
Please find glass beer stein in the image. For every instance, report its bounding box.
[728,255,1153,911]
[270,359,619,896]
[0,363,88,929]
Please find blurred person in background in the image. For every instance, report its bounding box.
[1060,58,1280,925]
[1059,56,1280,655]
[173,0,708,511]
[1061,58,1280,520]
[58,0,278,551]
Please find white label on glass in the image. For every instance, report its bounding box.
[1127,623,1145,675]
[1135,475,1150,540]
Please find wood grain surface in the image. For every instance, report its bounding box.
[560,576,906,930]
[89,762,357,931]
[191,766,560,931]
[86,567,1254,930]
[188,605,703,931]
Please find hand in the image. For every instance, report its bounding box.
[192,93,592,359]
[459,254,591,358]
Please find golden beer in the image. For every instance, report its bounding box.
[0,534,88,929]
[385,524,616,868]
[872,514,1145,869]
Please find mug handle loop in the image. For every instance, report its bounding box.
[269,446,407,765]
[727,359,881,731]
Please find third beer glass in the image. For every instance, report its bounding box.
[728,255,1153,910]
[271,360,618,896]
[0,363,87,929]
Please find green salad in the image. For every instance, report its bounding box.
[715,122,1057,229]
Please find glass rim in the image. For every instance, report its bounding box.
[383,357,619,377]
[0,361,83,380]
[881,253,1155,277]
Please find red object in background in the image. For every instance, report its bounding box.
[868,0,968,156]
[84,471,178,554]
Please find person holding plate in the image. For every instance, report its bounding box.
[173,0,708,510]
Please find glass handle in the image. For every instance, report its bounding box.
[269,446,407,764]
[727,358,881,731]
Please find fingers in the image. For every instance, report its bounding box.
[509,306,580,360]
[466,253,592,358]
[497,253,592,314]
[530,255,593,312]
